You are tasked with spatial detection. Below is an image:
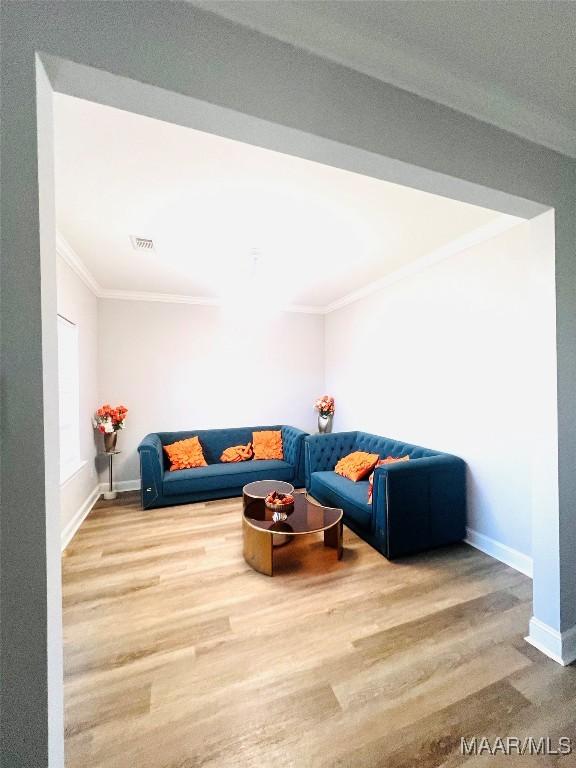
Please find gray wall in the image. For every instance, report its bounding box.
[1,2,575,765]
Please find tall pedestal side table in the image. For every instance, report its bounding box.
[100,450,121,500]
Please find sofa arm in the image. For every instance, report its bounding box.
[282,426,308,487]
[372,454,466,558]
[137,433,164,509]
[304,432,357,488]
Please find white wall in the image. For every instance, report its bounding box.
[325,218,555,563]
[56,254,99,542]
[75,215,555,570]
[97,300,324,484]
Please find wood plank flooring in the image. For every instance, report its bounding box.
[62,493,576,767]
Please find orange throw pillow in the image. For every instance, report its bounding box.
[164,436,207,471]
[220,443,253,463]
[252,430,283,460]
[334,451,379,482]
[367,456,410,502]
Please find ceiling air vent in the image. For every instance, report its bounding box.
[130,235,155,252]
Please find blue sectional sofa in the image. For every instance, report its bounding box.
[305,431,466,559]
[138,425,307,509]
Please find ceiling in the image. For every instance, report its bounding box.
[192,0,576,158]
[54,93,518,311]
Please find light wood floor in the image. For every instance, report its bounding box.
[63,493,576,767]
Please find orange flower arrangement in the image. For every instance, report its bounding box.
[314,395,335,416]
[93,403,128,434]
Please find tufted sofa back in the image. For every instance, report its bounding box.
[281,426,304,471]
[156,425,301,469]
[306,431,357,474]
[354,432,438,460]
[304,430,442,487]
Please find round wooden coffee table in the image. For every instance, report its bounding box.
[242,484,343,576]
[242,479,294,506]
[242,480,295,547]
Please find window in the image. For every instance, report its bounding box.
[57,314,81,483]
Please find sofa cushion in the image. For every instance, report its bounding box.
[164,436,208,471]
[220,443,253,463]
[253,430,283,460]
[309,471,372,530]
[334,451,379,481]
[367,455,410,502]
[157,426,285,467]
[163,459,293,496]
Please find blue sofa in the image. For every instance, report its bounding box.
[305,431,466,559]
[138,425,307,509]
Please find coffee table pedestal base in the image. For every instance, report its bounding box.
[243,516,273,576]
[243,517,343,577]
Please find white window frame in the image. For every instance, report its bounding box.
[57,314,83,484]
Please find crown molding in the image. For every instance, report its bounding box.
[324,215,521,314]
[97,288,324,315]
[56,231,101,295]
[57,215,520,316]
[55,231,324,313]
[98,289,217,306]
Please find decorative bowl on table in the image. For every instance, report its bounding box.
[265,491,295,518]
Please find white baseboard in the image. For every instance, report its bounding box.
[61,486,101,551]
[526,617,576,666]
[98,479,141,493]
[465,527,533,578]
